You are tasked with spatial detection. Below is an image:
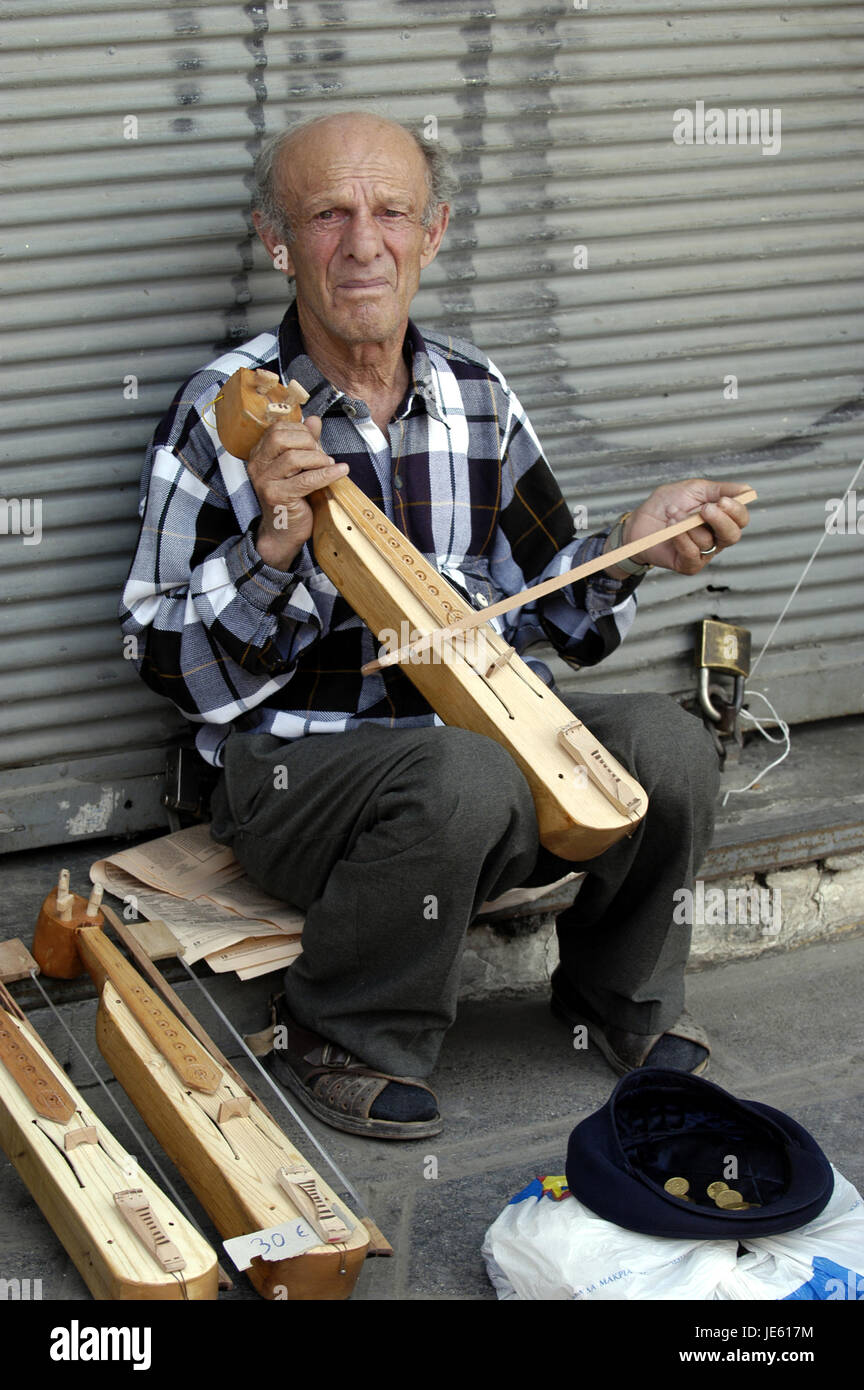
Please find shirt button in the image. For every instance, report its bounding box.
[393,476,404,490]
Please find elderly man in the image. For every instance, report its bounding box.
[121,112,750,1140]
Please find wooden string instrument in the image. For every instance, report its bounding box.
[0,973,218,1300]
[215,368,754,861]
[31,877,370,1301]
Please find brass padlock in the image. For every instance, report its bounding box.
[696,620,751,730]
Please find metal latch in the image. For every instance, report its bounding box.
[696,620,751,735]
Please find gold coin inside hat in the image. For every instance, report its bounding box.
[716,1189,745,1208]
[707,1181,729,1199]
[664,1176,690,1196]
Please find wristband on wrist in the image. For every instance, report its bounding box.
[605,512,652,577]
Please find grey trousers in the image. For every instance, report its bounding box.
[209,691,720,1077]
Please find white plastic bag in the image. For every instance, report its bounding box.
[482,1169,864,1300]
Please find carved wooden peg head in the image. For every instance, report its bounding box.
[32,872,105,981]
[215,368,310,460]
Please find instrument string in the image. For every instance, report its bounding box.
[723,454,863,801]
[27,969,215,1271]
[749,455,864,678]
[175,958,370,1218]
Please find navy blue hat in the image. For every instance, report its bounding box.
[565,1068,834,1238]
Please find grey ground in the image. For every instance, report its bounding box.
[1,840,861,1301]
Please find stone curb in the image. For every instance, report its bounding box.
[459,855,864,999]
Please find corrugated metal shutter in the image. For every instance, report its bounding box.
[2,0,862,851]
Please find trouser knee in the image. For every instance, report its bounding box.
[412,727,538,843]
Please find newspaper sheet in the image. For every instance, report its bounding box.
[90,825,304,975]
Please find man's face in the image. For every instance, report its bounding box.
[257,116,448,350]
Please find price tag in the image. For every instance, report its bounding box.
[223,1217,321,1271]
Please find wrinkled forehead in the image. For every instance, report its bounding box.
[277,119,428,212]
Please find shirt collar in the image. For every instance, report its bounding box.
[276,301,449,428]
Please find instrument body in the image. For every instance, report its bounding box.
[215,367,647,861]
[96,982,369,1300]
[0,998,218,1301]
[312,480,646,858]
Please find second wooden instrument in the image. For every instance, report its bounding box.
[0,980,218,1301]
[215,366,647,860]
[95,978,369,1300]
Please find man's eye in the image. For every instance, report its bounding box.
[382,209,405,218]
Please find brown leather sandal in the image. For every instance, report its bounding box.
[266,1001,443,1140]
[583,1010,711,1077]
[552,984,710,1077]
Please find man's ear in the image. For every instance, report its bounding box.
[253,210,296,276]
[420,203,450,270]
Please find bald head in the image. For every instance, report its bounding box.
[250,109,450,358]
[252,112,452,243]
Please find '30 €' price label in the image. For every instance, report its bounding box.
[223,1217,322,1270]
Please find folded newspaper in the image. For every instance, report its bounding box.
[90,824,304,979]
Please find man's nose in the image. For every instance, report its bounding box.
[342,206,382,262]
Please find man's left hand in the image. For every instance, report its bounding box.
[617,479,753,576]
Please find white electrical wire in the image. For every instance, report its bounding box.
[721,690,791,806]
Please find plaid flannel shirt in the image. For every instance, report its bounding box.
[120,304,640,765]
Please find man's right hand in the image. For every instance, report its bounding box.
[247,414,350,571]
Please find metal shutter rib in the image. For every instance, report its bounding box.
[1,0,861,849]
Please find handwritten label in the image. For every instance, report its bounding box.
[223,1218,320,1271]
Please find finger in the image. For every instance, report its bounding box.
[713,494,750,529]
[686,521,719,553]
[711,479,755,502]
[252,444,339,484]
[700,501,744,549]
[263,461,349,503]
[292,460,349,494]
[251,418,324,462]
[673,530,709,567]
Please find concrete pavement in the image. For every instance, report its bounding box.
[0,845,860,1301]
